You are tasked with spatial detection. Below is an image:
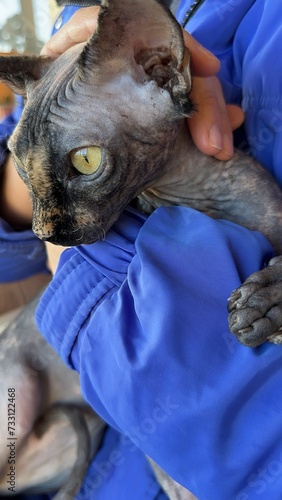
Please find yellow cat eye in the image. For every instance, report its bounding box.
[13,154,26,172]
[70,146,102,175]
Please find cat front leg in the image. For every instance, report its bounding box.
[228,256,282,347]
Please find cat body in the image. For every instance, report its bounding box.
[0,2,282,340]
[0,0,282,497]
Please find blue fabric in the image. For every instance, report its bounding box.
[36,206,282,500]
[176,0,282,188]
[0,219,48,283]
[76,426,167,500]
[51,6,82,36]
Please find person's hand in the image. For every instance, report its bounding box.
[182,31,244,160]
[41,7,243,161]
[41,7,100,58]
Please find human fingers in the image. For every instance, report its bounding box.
[182,32,244,159]
[182,30,220,77]
[226,104,245,132]
[41,7,100,57]
[188,76,244,160]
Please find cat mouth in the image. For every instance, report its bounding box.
[32,200,117,246]
[33,224,105,246]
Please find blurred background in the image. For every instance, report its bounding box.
[0,0,60,119]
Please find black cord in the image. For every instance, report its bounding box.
[182,0,206,28]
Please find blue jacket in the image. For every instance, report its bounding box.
[177,0,282,188]
[36,206,281,500]
[2,1,282,499]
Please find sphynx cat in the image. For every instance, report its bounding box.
[0,0,282,497]
[0,0,282,347]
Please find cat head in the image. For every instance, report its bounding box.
[0,0,194,245]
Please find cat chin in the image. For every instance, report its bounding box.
[36,229,106,247]
[31,213,104,245]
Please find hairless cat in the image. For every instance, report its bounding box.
[0,0,282,496]
[1,0,281,348]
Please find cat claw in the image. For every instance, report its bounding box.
[228,283,263,312]
[238,327,253,334]
[227,290,242,309]
[228,255,282,347]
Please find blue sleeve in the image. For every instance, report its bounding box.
[36,206,282,500]
[176,0,255,106]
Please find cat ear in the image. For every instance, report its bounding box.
[78,0,193,115]
[0,55,53,96]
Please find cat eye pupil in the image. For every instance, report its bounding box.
[70,146,102,175]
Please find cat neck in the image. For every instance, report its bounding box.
[152,119,199,187]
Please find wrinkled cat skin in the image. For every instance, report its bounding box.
[2,0,192,247]
[0,3,282,343]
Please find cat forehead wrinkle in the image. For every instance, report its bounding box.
[38,45,83,89]
[16,50,83,137]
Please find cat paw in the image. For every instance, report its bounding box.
[228,256,282,347]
